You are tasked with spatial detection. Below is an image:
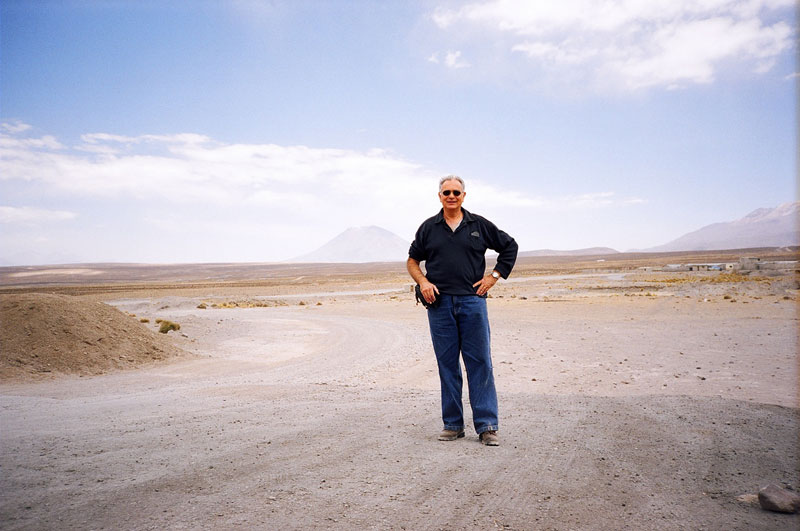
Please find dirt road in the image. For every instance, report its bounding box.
[1,273,798,530]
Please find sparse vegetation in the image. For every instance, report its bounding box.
[158,320,180,334]
[139,318,150,323]
[708,272,768,283]
[644,273,769,285]
[197,303,207,309]
[211,300,288,309]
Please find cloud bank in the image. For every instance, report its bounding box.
[0,206,77,224]
[429,0,795,91]
[0,124,646,265]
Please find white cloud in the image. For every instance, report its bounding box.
[512,40,598,65]
[445,50,471,69]
[1,121,32,134]
[0,206,77,224]
[0,128,444,259]
[1,130,435,209]
[428,50,471,69]
[467,185,645,211]
[0,127,648,264]
[431,0,795,91]
[0,134,64,151]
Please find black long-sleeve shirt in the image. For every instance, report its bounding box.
[408,208,518,296]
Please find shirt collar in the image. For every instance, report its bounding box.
[434,207,474,224]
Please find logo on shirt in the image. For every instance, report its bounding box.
[470,231,480,237]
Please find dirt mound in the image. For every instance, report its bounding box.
[0,293,188,380]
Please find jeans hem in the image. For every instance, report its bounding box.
[476,425,499,434]
[443,424,464,431]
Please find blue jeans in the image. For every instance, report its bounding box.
[427,295,499,434]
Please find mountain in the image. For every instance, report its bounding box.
[646,202,799,252]
[518,247,619,258]
[292,226,410,263]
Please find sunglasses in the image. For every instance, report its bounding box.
[441,190,462,197]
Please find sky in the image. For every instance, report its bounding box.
[0,0,797,266]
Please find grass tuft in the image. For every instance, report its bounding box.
[158,320,180,334]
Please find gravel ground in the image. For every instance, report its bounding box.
[1,271,798,530]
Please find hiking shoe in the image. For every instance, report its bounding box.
[479,430,499,446]
[438,429,465,441]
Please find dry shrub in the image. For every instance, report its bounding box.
[707,272,768,283]
[211,300,288,309]
[158,320,180,334]
[645,272,769,285]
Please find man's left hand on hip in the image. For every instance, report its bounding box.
[472,275,498,296]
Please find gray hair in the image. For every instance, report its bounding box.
[439,175,465,192]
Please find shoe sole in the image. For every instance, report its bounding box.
[438,431,465,441]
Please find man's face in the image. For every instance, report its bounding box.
[439,179,465,212]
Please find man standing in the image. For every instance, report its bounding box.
[407,175,518,446]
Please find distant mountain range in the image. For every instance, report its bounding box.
[644,202,799,252]
[291,203,799,263]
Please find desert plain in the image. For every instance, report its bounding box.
[1,249,798,530]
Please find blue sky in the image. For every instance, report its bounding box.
[1,0,796,265]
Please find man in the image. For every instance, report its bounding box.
[407,175,518,446]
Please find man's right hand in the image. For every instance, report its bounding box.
[407,258,439,304]
[420,281,439,304]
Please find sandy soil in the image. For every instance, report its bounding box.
[1,266,798,530]
[0,294,189,379]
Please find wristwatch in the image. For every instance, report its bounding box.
[491,271,500,279]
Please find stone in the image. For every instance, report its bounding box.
[758,484,800,514]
